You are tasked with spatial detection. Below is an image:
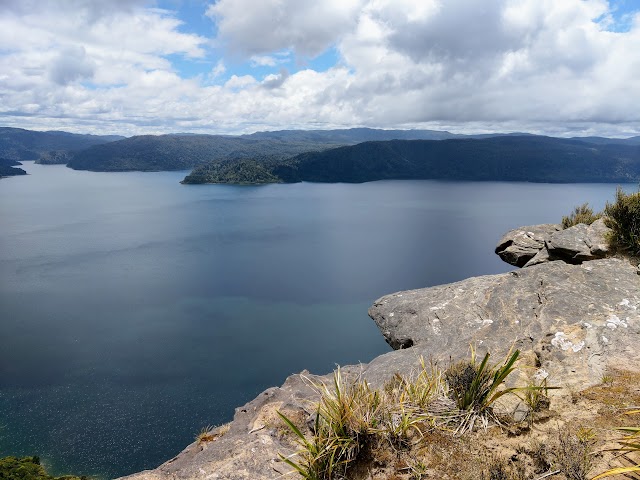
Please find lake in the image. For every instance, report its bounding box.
[0,162,633,478]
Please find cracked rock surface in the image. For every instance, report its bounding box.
[368,258,640,388]
[496,219,611,267]
[495,223,561,267]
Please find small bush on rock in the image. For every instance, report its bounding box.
[445,348,521,433]
[561,203,602,229]
[604,187,640,254]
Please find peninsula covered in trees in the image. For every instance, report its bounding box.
[2,127,640,184]
[182,135,640,184]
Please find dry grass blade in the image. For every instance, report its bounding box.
[592,410,640,479]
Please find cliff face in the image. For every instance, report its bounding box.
[120,224,640,480]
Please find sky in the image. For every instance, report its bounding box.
[1,0,640,137]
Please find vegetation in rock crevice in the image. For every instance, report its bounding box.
[276,367,640,480]
[604,187,640,255]
[563,188,640,258]
[277,349,554,480]
[593,409,640,479]
[561,203,602,229]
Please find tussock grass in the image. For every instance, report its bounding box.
[604,187,640,254]
[562,203,602,229]
[278,349,530,479]
[195,423,230,444]
[445,348,530,434]
[553,427,596,480]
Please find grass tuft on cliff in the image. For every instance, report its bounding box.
[604,187,640,254]
[561,203,602,229]
[278,350,530,479]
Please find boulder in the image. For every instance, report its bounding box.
[585,218,611,256]
[546,219,610,263]
[368,258,640,388]
[497,220,612,268]
[495,224,560,267]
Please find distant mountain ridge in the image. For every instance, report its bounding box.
[66,134,335,171]
[0,127,123,162]
[65,128,468,172]
[2,127,640,183]
[183,136,640,184]
[242,127,458,143]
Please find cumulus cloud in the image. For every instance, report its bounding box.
[207,60,227,81]
[261,68,290,89]
[206,0,364,57]
[1,0,640,137]
[50,46,95,85]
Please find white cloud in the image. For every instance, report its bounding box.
[206,0,364,57]
[261,68,290,89]
[208,60,227,81]
[250,55,277,67]
[1,0,640,137]
[49,46,96,85]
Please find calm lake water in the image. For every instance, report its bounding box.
[0,162,634,478]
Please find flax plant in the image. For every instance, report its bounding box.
[445,348,522,433]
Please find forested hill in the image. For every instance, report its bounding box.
[66,134,339,172]
[65,128,465,172]
[4,126,640,178]
[0,158,27,177]
[183,136,640,184]
[0,127,122,161]
[241,127,458,143]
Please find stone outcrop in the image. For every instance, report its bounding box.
[495,223,561,267]
[368,258,640,388]
[496,219,612,268]
[120,223,638,480]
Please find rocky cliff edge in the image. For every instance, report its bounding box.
[121,221,640,480]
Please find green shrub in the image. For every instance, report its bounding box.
[561,203,602,229]
[0,456,85,480]
[604,187,640,254]
[278,362,449,479]
[445,348,521,433]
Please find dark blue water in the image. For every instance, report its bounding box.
[0,162,633,478]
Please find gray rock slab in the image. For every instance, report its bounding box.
[586,218,611,256]
[368,258,640,388]
[523,247,564,268]
[495,224,561,267]
[546,220,611,263]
